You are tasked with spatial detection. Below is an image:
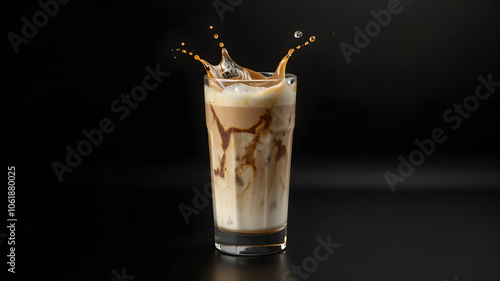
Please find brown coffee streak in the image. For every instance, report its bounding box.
[241,134,259,175]
[274,139,286,163]
[214,154,226,177]
[210,104,273,179]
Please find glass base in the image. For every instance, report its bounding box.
[214,224,287,256]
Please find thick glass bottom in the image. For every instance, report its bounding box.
[214,224,287,256]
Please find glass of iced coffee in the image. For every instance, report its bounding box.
[205,71,296,256]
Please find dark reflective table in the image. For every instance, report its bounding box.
[14,179,500,281]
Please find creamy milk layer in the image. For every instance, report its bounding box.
[205,81,296,232]
[205,80,296,107]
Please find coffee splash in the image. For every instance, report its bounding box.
[198,48,268,80]
[171,26,316,87]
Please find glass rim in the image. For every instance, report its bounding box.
[204,72,296,83]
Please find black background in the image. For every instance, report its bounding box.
[4,0,500,280]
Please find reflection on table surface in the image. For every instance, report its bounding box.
[209,250,290,281]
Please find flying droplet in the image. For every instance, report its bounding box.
[214,34,219,39]
[294,31,303,38]
[176,48,180,51]
[182,50,187,53]
[189,52,193,55]
[304,41,309,45]
[171,49,173,51]
[296,45,301,49]
[181,42,185,46]
[209,25,213,29]
[219,42,224,48]
[309,36,316,42]
[174,56,176,59]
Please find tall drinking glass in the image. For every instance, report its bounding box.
[204,73,297,255]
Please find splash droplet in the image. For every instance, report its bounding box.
[294,31,303,38]
[219,42,224,48]
[194,55,200,60]
[288,48,295,56]
[181,42,185,46]
[214,34,219,39]
[309,36,316,42]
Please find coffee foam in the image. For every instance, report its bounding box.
[204,80,296,107]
